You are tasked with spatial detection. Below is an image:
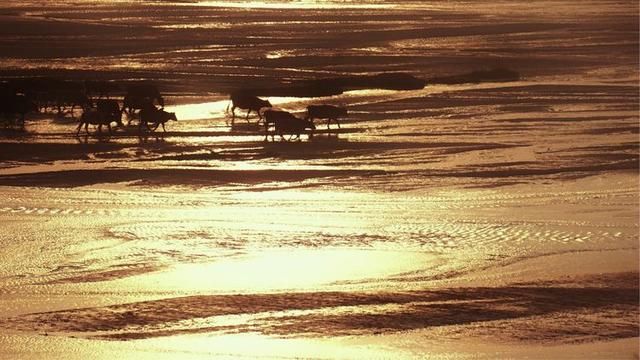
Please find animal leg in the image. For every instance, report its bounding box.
[75,122,83,135]
[84,123,90,135]
[138,120,145,133]
[245,109,251,123]
[162,122,166,132]
[257,111,264,126]
[231,106,237,124]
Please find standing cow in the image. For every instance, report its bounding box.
[306,104,347,129]
[76,110,114,135]
[264,110,315,142]
[229,91,272,125]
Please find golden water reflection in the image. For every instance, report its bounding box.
[119,248,438,293]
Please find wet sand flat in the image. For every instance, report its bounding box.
[0,0,638,359]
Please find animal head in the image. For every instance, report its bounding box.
[169,112,177,121]
[263,99,273,108]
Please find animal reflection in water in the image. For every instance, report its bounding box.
[264,110,315,142]
[228,91,272,126]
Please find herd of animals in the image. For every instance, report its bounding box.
[0,79,348,141]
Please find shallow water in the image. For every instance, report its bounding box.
[0,0,638,358]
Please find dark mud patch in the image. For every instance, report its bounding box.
[427,68,520,85]
[435,159,638,179]
[3,272,637,343]
[0,168,390,188]
[46,264,161,284]
[349,84,639,120]
[236,73,426,98]
[0,142,127,163]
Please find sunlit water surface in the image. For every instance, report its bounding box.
[0,0,638,358]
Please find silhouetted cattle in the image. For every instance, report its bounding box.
[96,99,123,127]
[140,107,177,132]
[54,90,91,115]
[30,80,90,115]
[3,78,56,112]
[306,104,347,129]
[229,91,272,125]
[122,83,164,116]
[264,110,315,141]
[3,78,90,116]
[76,110,115,135]
[0,94,38,128]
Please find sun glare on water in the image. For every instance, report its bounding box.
[122,248,436,292]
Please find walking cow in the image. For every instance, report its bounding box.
[76,110,115,135]
[228,91,272,126]
[306,104,347,129]
[264,110,315,142]
[140,107,177,132]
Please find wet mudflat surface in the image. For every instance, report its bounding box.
[0,0,638,359]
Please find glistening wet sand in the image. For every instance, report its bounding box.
[0,0,638,359]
